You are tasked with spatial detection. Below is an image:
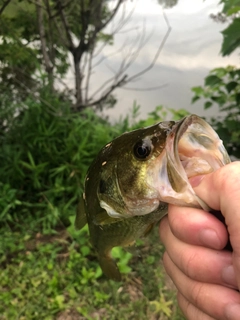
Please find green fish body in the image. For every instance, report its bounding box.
[76,115,230,281]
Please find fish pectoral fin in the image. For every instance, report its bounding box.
[75,198,87,230]
[98,253,122,282]
[94,210,123,226]
[143,222,155,237]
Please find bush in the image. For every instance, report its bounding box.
[192,66,240,158]
[0,88,126,228]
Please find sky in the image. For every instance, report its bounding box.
[66,0,239,122]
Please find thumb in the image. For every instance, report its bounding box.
[190,162,240,288]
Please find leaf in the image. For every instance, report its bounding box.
[204,101,213,109]
[191,86,204,95]
[191,95,200,104]
[80,245,90,257]
[211,95,227,106]
[221,18,240,56]
[54,295,65,309]
[221,0,240,15]
[236,93,240,105]
[212,67,228,78]
[204,75,222,87]
[230,69,240,79]
[227,6,240,15]
[150,293,173,317]
[226,81,238,93]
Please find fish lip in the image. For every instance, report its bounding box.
[159,114,230,210]
[172,114,230,173]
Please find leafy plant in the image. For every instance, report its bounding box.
[0,221,184,320]
[192,66,240,158]
[0,87,128,228]
[220,0,240,56]
[150,291,173,318]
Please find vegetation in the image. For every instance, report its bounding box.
[0,215,185,320]
[192,66,240,158]
[0,0,171,111]
[192,0,240,159]
[0,96,184,319]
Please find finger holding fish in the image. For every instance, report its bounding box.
[166,204,229,250]
[163,251,240,320]
[189,162,240,290]
[160,215,237,289]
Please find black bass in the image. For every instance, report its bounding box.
[76,115,230,281]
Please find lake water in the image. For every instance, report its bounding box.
[67,0,239,122]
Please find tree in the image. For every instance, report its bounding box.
[0,0,171,111]
[192,67,240,158]
[191,0,240,158]
[210,0,240,56]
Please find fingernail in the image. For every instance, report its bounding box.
[199,228,221,249]
[225,304,240,320]
[222,265,237,288]
[189,175,204,188]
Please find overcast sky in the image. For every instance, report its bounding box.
[67,0,239,122]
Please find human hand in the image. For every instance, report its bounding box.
[159,162,240,320]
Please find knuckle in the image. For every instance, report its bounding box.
[191,282,208,307]
[182,250,199,280]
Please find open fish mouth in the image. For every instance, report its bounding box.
[159,115,231,210]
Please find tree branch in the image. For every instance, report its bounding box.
[56,0,75,51]
[36,0,53,76]
[127,11,171,83]
[82,74,128,108]
[96,0,124,32]
[84,50,93,102]
[0,0,11,15]
[122,83,168,91]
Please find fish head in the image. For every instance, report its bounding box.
[86,115,230,221]
[147,114,231,211]
[91,120,174,219]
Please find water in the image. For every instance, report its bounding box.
[66,0,239,121]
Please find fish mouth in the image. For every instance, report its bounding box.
[158,115,231,210]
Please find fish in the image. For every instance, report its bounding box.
[75,114,230,281]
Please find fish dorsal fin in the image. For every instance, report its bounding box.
[75,196,87,230]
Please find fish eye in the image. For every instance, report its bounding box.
[133,140,152,160]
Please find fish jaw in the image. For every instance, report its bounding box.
[147,115,231,210]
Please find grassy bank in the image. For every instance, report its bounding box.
[0,214,185,320]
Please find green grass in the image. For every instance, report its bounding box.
[0,216,185,320]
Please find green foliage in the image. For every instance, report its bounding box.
[0,0,123,109]
[221,17,240,56]
[112,247,133,274]
[221,0,240,16]
[0,222,184,320]
[150,291,173,317]
[192,66,240,157]
[220,0,240,55]
[125,103,188,132]
[0,88,126,228]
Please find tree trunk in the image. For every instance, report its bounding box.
[73,50,83,111]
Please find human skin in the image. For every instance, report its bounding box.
[159,162,240,320]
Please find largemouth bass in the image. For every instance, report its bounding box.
[76,115,230,281]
